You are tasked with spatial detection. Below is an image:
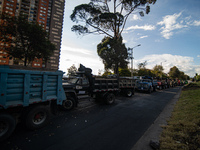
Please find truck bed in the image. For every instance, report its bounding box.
[0,66,65,109]
[93,78,119,92]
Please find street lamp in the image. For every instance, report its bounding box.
[130,44,141,77]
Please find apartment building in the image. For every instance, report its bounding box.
[0,0,65,70]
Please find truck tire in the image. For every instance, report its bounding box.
[60,97,75,111]
[126,89,133,97]
[105,93,115,105]
[25,105,50,130]
[0,114,16,142]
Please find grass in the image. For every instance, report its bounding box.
[159,82,200,150]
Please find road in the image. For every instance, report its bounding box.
[1,86,181,150]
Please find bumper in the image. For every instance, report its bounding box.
[137,87,148,91]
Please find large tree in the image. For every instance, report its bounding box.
[70,0,157,73]
[0,13,55,66]
[97,36,129,74]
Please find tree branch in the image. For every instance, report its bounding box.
[119,3,141,36]
[87,20,114,38]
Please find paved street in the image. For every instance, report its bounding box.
[1,86,181,150]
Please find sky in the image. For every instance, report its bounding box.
[59,0,200,77]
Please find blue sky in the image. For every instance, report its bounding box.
[59,0,200,77]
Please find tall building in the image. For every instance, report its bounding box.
[0,0,65,70]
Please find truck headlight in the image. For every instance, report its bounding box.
[76,86,82,89]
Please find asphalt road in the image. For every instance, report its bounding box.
[1,86,181,150]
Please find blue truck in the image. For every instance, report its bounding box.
[135,76,158,94]
[0,65,67,141]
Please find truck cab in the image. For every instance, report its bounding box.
[63,76,90,97]
[136,79,153,94]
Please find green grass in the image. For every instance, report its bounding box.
[159,82,200,150]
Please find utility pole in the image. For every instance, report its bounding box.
[130,44,141,77]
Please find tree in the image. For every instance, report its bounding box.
[168,66,180,79]
[152,65,164,77]
[67,64,77,77]
[196,74,200,81]
[119,68,131,77]
[137,61,147,70]
[102,70,112,77]
[0,13,55,66]
[70,0,156,73]
[97,36,129,74]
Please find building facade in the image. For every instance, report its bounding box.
[0,0,65,70]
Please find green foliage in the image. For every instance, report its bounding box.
[97,36,129,74]
[0,13,55,66]
[168,66,189,80]
[152,65,164,77]
[196,75,200,81]
[102,70,113,77]
[138,68,154,76]
[70,0,157,39]
[67,64,77,77]
[168,66,180,79]
[119,68,131,77]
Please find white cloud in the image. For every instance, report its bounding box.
[193,20,200,26]
[140,35,148,39]
[126,24,156,31]
[59,45,104,75]
[197,55,200,58]
[157,12,188,39]
[185,16,192,20]
[131,14,141,21]
[134,54,197,77]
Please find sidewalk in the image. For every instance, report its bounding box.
[131,87,183,150]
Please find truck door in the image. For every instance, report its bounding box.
[76,77,90,96]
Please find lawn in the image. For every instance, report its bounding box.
[159,82,200,150]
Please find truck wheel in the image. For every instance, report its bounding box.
[126,89,133,97]
[105,93,115,105]
[60,97,75,111]
[0,114,16,142]
[25,105,50,130]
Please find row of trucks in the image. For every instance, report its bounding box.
[135,76,186,94]
[0,64,136,141]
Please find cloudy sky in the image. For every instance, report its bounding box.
[59,0,200,77]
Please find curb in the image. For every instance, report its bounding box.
[131,86,183,150]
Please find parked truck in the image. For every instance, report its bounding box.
[62,64,135,105]
[136,78,153,94]
[0,65,68,141]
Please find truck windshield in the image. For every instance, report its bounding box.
[68,78,79,84]
[141,80,150,82]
